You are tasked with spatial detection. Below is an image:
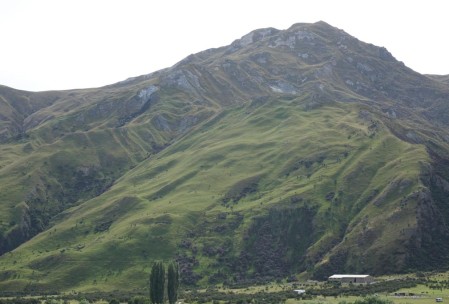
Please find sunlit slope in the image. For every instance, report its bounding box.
[0,80,218,256]
[0,96,430,291]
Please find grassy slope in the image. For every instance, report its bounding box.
[0,93,429,291]
[0,75,219,258]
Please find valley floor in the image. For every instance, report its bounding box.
[4,275,449,304]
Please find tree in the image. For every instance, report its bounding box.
[167,261,180,304]
[150,261,164,304]
[150,261,165,304]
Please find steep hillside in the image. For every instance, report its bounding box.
[0,73,218,256]
[1,21,449,292]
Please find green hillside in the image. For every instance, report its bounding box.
[1,21,449,293]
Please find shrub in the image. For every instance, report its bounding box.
[354,296,393,304]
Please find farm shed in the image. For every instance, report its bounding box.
[328,274,373,284]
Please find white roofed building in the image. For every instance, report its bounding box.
[328,274,373,284]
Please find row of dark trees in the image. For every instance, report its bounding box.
[149,261,179,304]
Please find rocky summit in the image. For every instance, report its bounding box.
[1,21,449,293]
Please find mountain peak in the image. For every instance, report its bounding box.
[230,21,341,50]
[288,20,335,31]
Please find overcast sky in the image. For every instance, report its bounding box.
[1,0,448,92]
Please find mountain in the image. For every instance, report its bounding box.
[1,21,449,293]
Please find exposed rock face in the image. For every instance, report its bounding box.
[229,27,279,51]
[269,80,298,94]
[161,69,204,93]
[116,85,159,127]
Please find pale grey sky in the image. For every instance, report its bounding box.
[1,0,448,91]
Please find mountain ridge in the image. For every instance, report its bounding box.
[1,21,449,292]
